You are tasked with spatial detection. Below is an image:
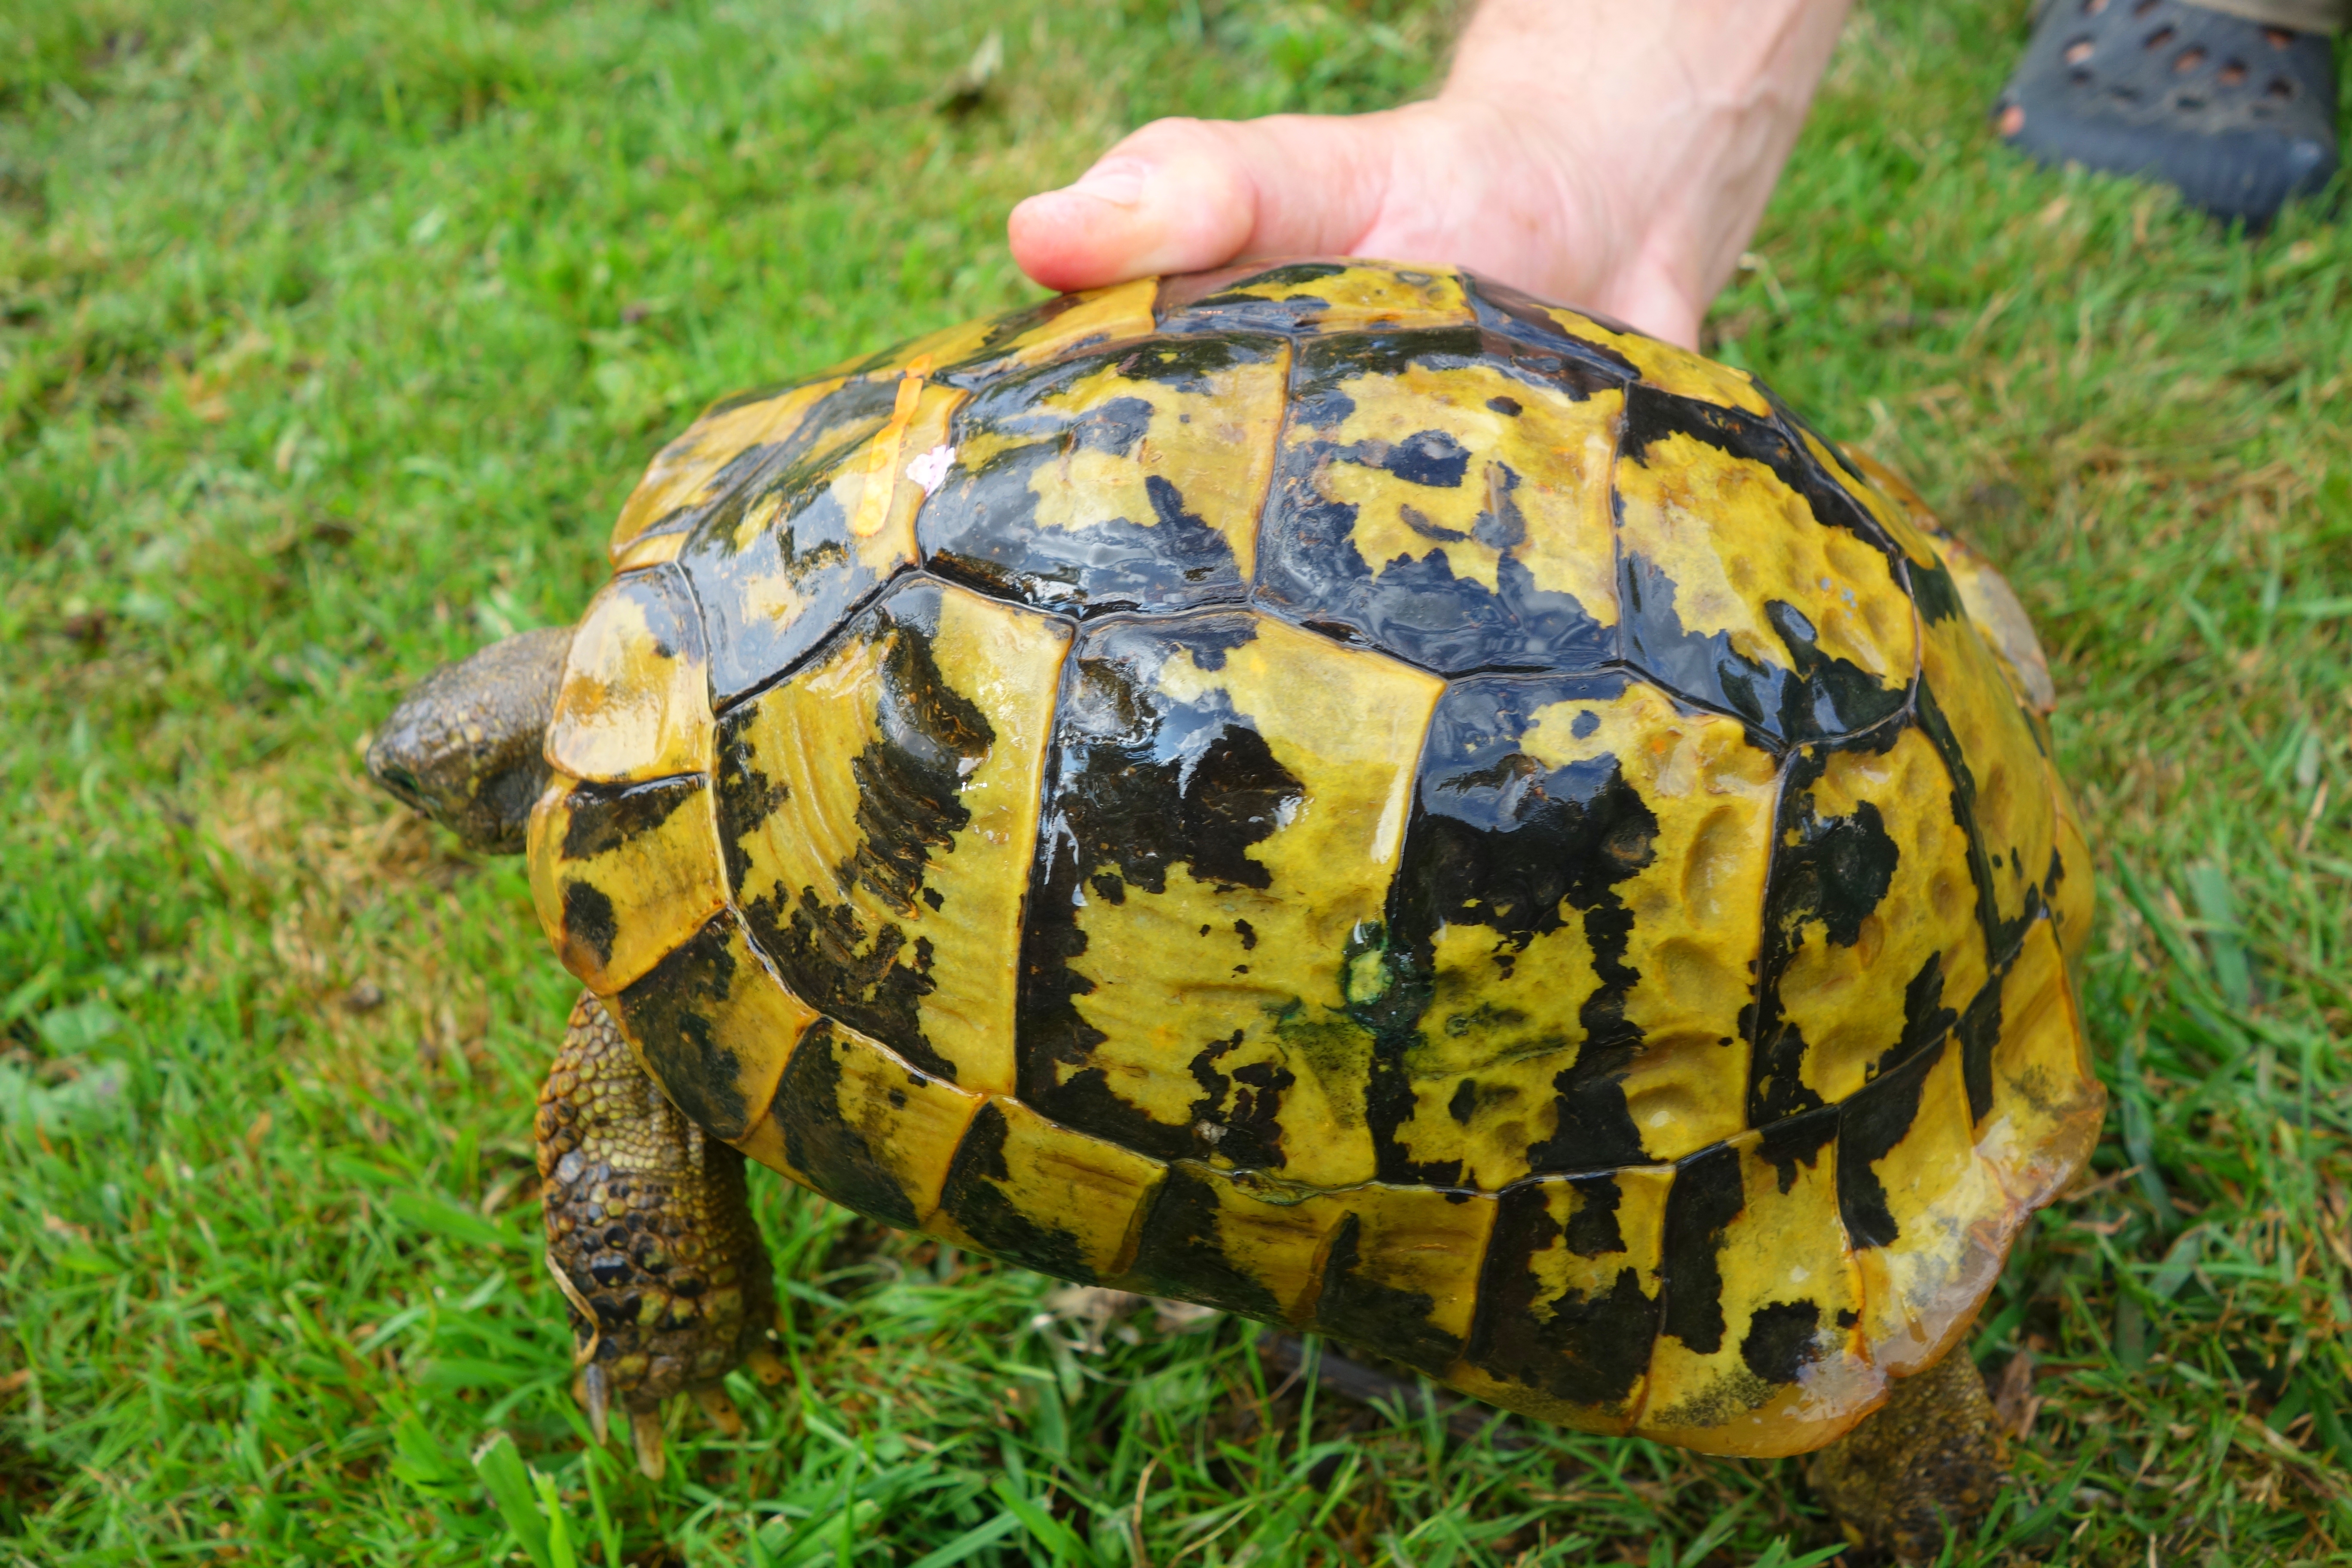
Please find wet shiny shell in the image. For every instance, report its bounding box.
[526,259,2103,1457]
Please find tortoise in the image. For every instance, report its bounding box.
[367,259,2103,1558]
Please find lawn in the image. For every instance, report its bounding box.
[3,0,2350,1562]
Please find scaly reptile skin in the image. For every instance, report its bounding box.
[536,992,774,1461]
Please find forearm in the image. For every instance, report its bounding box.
[1438,0,1853,325]
[1446,0,1850,112]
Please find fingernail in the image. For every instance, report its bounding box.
[1066,156,1150,207]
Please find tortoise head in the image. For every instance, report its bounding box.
[366,626,575,854]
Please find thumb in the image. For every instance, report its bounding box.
[1008,113,1403,293]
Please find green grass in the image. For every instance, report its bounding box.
[2,0,2349,1562]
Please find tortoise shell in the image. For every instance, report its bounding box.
[525,260,2102,1456]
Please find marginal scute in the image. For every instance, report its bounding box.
[1827,442,1953,572]
[836,279,1162,384]
[612,912,818,1143]
[1463,273,1769,418]
[1453,1166,1673,1435]
[959,278,1163,377]
[1944,556,2058,716]
[1122,1164,1340,1323]
[1563,313,1773,417]
[1307,1182,1500,1375]
[735,1016,985,1230]
[1839,444,2060,714]
[609,376,859,562]
[1155,259,1473,336]
[1970,917,2104,1209]
[718,576,1069,1094]
[1461,274,1640,383]
[1254,330,1622,673]
[1123,1167,1495,1354]
[623,374,938,572]
[1635,1120,1882,1456]
[527,771,728,996]
[1750,723,1991,1127]
[1614,397,1917,741]
[917,334,1288,615]
[674,376,960,705]
[611,532,688,573]
[1017,612,1444,1190]
[545,566,714,783]
[932,1097,1167,1283]
[1841,1035,2010,1376]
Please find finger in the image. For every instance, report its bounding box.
[1008,120,1251,292]
[1008,112,1406,293]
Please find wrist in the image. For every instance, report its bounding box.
[1434,0,1850,319]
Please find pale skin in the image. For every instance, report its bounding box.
[1008,0,1853,350]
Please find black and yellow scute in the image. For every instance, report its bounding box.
[540,257,2099,1461]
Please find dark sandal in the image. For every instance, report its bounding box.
[1994,0,2341,227]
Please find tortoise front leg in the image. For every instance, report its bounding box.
[536,992,787,1479]
[1802,1338,2009,1562]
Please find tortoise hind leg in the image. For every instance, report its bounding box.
[1802,1342,2009,1562]
[536,992,787,1479]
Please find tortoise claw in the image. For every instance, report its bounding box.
[694,1386,745,1436]
[629,1407,667,1482]
[746,1345,789,1386]
[576,1363,612,1446]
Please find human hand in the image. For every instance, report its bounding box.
[1008,0,1851,350]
